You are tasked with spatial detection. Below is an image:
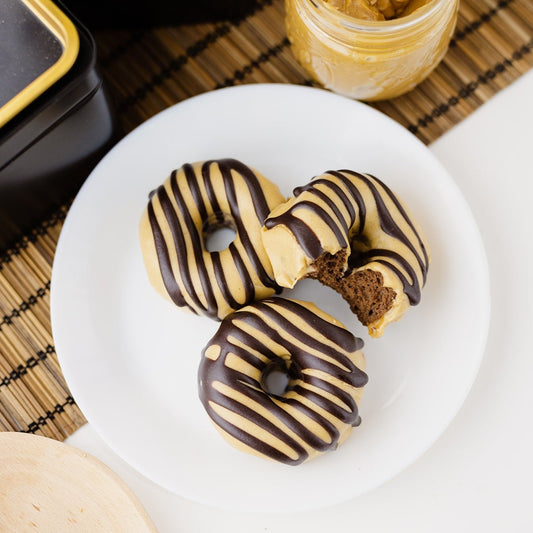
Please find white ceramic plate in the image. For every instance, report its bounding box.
[51,84,490,512]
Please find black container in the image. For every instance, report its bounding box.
[0,0,117,251]
[63,0,259,29]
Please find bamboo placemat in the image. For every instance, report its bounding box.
[1,0,532,440]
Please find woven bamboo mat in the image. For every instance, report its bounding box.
[1,0,532,440]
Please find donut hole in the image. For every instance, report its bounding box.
[203,214,237,252]
[261,361,291,397]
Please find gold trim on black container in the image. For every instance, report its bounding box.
[0,0,79,128]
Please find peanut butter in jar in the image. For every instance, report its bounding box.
[285,0,459,101]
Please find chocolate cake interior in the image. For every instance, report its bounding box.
[308,249,396,326]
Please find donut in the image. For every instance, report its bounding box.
[139,159,285,320]
[261,170,430,337]
[198,297,368,465]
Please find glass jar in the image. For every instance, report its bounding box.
[285,0,459,101]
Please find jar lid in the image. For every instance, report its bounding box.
[0,0,79,128]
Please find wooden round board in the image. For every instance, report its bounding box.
[0,432,157,532]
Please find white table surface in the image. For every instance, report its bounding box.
[66,69,533,532]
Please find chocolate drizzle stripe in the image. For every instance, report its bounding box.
[265,177,360,259]
[147,200,187,308]
[236,310,353,376]
[201,161,223,216]
[260,301,361,362]
[266,298,365,352]
[291,385,352,422]
[296,379,353,411]
[269,200,348,257]
[342,171,428,273]
[210,385,309,451]
[319,174,367,235]
[184,162,209,223]
[276,394,340,448]
[265,214,323,259]
[210,250,241,310]
[227,335,276,363]
[299,179,358,230]
[175,165,218,315]
[215,380,333,451]
[199,162,246,310]
[365,173,429,282]
[209,407,303,465]
[201,161,225,224]
[358,248,414,281]
[361,172,428,287]
[297,374,358,411]
[226,325,284,363]
[157,183,206,311]
[230,311,352,382]
[229,246,256,305]
[199,298,367,465]
[291,173,368,243]
[301,186,351,237]
[218,160,281,292]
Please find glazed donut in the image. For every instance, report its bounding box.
[139,159,285,320]
[262,170,430,337]
[198,297,368,465]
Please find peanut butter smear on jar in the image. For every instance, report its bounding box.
[324,0,428,20]
[285,0,459,100]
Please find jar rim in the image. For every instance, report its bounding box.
[305,0,443,33]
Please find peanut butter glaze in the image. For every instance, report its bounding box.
[140,159,285,320]
[262,170,429,336]
[198,298,367,465]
